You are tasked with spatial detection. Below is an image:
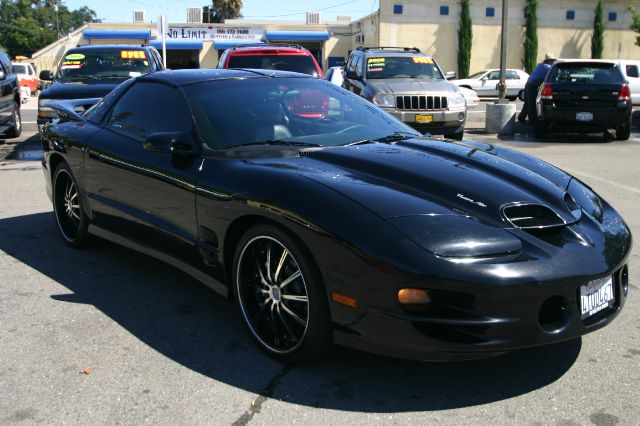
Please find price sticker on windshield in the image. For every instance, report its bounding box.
[120,50,146,59]
[413,57,434,64]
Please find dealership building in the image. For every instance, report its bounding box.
[30,0,639,75]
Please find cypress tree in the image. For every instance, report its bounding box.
[591,1,605,59]
[458,0,472,78]
[523,0,538,74]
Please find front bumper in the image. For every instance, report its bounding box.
[383,108,466,135]
[334,264,629,361]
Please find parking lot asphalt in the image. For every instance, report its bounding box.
[1,115,639,424]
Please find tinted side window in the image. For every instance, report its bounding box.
[107,82,193,140]
[626,65,639,78]
[487,71,500,79]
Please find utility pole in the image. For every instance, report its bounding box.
[497,0,509,101]
[53,0,60,39]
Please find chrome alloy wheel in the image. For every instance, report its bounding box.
[54,170,81,242]
[236,235,310,354]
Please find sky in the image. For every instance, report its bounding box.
[63,0,379,24]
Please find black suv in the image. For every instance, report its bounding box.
[0,48,22,139]
[343,47,466,139]
[535,60,633,140]
[38,44,164,129]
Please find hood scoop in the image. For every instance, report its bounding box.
[501,203,567,230]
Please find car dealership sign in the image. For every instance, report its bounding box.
[167,27,264,41]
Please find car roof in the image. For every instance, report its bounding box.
[359,50,431,58]
[555,59,618,65]
[226,44,311,55]
[66,44,151,52]
[139,68,314,86]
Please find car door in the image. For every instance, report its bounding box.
[478,71,500,96]
[83,80,203,267]
[505,70,522,96]
[0,61,13,124]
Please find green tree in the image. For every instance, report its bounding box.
[458,0,472,78]
[203,0,243,23]
[591,1,604,59]
[0,1,98,57]
[631,7,640,46]
[522,0,538,73]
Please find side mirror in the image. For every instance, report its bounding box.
[481,76,488,82]
[39,70,53,81]
[0,70,5,80]
[345,70,360,81]
[445,71,457,80]
[144,132,194,156]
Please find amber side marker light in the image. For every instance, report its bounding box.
[331,292,358,308]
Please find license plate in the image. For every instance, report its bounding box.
[576,112,593,122]
[580,276,614,319]
[415,114,433,123]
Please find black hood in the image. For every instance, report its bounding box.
[251,138,574,228]
[40,80,119,100]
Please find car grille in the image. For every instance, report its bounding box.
[396,95,448,111]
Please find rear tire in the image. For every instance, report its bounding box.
[517,90,525,101]
[233,224,332,363]
[5,103,21,138]
[616,121,631,141]
[534,120,548,138]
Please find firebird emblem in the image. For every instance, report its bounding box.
[457,193,487,208]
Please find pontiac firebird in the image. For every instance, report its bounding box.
[41,69,631,362]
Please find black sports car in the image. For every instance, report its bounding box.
[41,69,631,362]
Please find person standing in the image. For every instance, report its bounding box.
[518,53,557,123]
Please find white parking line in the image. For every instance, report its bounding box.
[562,167,640,195]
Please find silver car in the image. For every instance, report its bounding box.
[342,47,467,140]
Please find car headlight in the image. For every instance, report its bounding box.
[387,214,522,258]
[38,98,58,119]
[448,92,466,109]
[373,93,395,108]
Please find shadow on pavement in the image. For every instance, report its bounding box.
[0,212,581,412]
[1,133,43,161]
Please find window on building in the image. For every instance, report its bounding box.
[393,4,403,14]
[440,6,449,16]
[486,7,495,17]
[608,12,617,22]
[566,10,575,20]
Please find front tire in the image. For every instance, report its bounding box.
[5,103,21,138]
[517,90,525,101]
[233,224,331,363]
[448,130,464,140]
[53,163,91,248]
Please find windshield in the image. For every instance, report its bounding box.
[56,49,153,82]
[547,63,623,84]
[365,56,444,80]
[13,64,27,74]
[184,77,419,150]
[227,55,319,77]
[467,70,486,79]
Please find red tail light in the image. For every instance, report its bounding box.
[540,83,553,100]
[618,84,631,102]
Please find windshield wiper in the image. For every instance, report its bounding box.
[373,131,419,143]
[342,139,376,146]
[226,139,321,149]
